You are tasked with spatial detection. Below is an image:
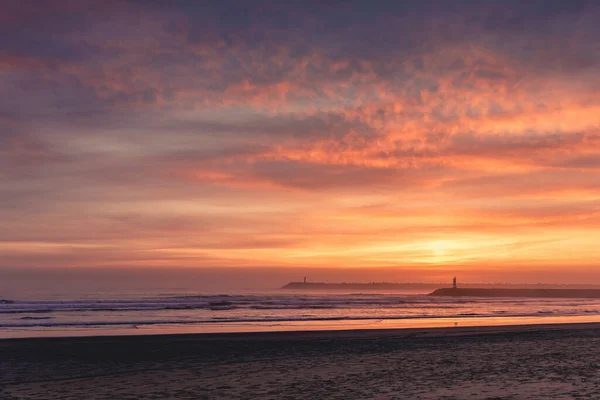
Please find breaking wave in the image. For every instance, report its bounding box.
[1,293,599,331]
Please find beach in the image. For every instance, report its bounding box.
[3,323,600,399]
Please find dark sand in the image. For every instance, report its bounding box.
[3,323,600,399]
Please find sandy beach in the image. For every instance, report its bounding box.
[3,323,600,399]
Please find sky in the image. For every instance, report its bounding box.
[2,1,600,283]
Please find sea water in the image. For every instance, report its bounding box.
[2,268,600,338]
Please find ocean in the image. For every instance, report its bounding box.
[3,280,600,338]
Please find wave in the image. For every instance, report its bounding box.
[2,293,600,332]
[2,293,600,315]
[0,294,465,314]
[0,311,575,329]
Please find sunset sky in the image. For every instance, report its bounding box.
[2,1,600,282]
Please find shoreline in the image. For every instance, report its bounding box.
[5,318,600,343]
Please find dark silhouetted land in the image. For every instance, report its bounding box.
[430,288,600,298]
[282,282,442,290]
[282,281,600,291]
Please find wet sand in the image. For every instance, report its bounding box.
[3,323,600,399]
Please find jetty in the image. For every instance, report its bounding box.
[429,288,600,299]
[281,280,600,298]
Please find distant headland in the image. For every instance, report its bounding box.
[282,281,600,298]
[282,282,442,290]
[281,281,600,291]
[429,288,600,299]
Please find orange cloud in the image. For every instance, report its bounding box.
[3,1,600,281]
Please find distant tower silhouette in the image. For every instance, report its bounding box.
[453,277,457,289]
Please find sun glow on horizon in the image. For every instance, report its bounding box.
[3,1,600,282]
